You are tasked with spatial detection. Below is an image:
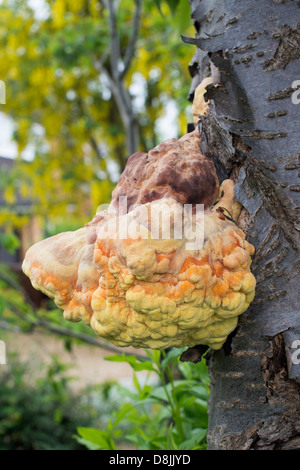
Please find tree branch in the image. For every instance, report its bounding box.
[76,97,105,163]
[34,318,146,359]
[121,0,142,79]
[5,298,146,360]
[106,0,122,81]
[97,0,140,156]
[96,62,131,126]
[0,265,146,358]
[89,135,102,161]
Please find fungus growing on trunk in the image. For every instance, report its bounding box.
[192,76,213,125]
[22,130,256,350]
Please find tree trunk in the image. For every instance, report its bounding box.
[185,0,300,450]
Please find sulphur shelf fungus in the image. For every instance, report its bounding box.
[22,130,256,351]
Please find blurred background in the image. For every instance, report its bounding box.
[0,0,209,450]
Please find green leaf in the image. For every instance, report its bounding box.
[166,0,180,15]
[150,385,169,402]
[132,371,141,392]
[148,435,168,449]
[161,347,186,369]
[149,349,161,366]
[190,384,210,400]
[167,424,178,449]
[105,353,156,372]
[153,0,164,15]
[173,0,191,34]
[154,405,172,423]
[75,436,101,450]
[178,428,207,450]
[77,427,116,450]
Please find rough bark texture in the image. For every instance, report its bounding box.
[185,0,300,450]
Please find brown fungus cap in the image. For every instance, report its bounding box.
[110,131,219,213]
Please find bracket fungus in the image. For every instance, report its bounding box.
[22,130,256,351]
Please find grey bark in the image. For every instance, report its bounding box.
[184,0,300,450]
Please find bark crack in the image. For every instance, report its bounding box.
[263,23,300,71]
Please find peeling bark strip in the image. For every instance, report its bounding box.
[186,0,300,450]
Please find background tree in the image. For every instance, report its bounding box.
[0,0,192,232]
[184,0,300,450]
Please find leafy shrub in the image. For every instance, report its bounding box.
[0,354,98,450]
[77,348,209,450]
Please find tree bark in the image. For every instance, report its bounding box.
[185,0,300,450]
